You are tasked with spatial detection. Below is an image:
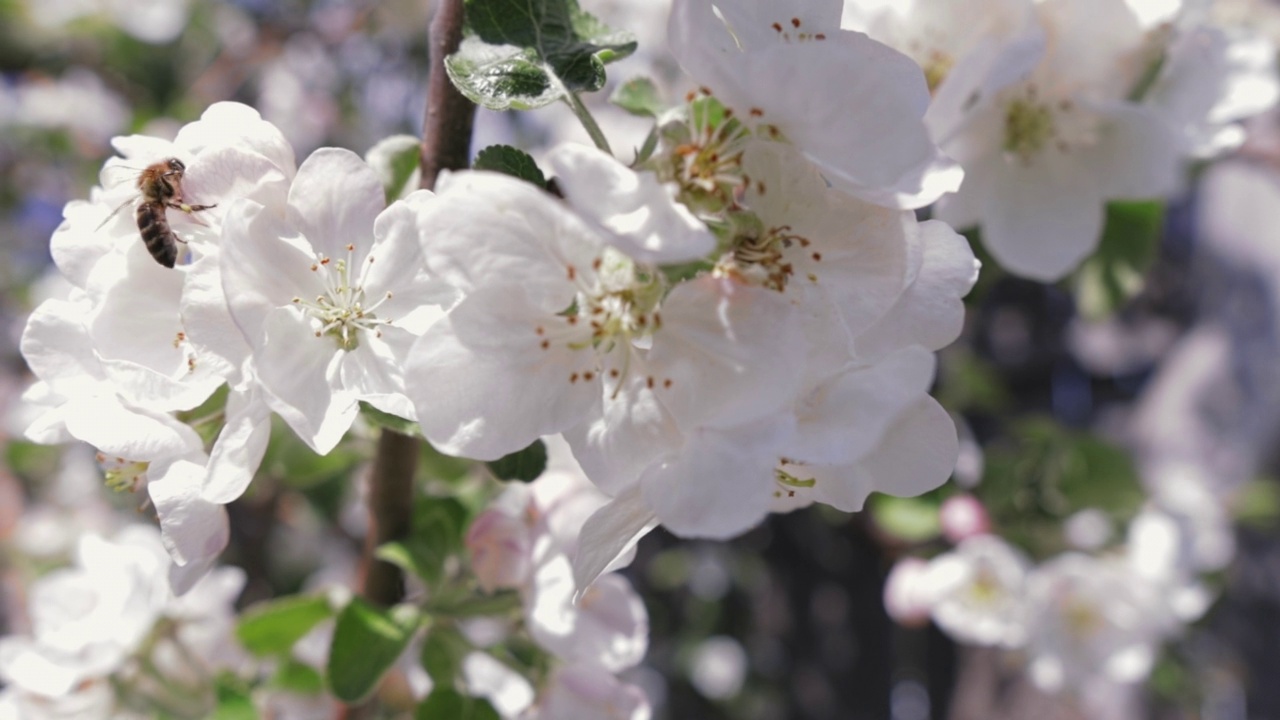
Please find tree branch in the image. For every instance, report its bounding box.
[420,0,476,191]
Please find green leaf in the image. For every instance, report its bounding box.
[211,682,258,720]
[420,624,472,684]
[485,439,547,482]
[1234,478,1280,527]
[327,599,420,703]
[376,538,443,585]
[472,145,547,188]
[237,595,333,657]
[610,76,663,117]
[366,135,423,203]
[271,660,325,695]
[445,0,637,111]
[416,689,501,720]
[359,401,423,437]
[1072,201,1163,319]
[869,494,942,543]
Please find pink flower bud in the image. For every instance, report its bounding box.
[939,494,991,543]
[883,557,933,627]
[466,509,533,593]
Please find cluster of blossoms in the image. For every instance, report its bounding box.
[21,0,983,595]
[15,0,1278,713]
[845,0,1278,280]
[0,524,244,718]
[462,439,651,718]
[883,462,1229,702]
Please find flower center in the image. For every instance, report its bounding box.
[293,243,392,351]
[536,250,669,393]
[923,50,955,94]
[575,250,665,351]
[660,95,753,215]
[1061,595,1104,639]
[717,220,810,292]
[1002,84,1099,162]
[97,452,149,493]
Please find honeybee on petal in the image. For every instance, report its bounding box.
[96,158,216,268]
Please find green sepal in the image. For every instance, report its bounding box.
[610,76,663,117]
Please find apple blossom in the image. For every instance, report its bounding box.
[530,664,652,720]
[667,0,962,208]
[1023,554,1176,691]
[220,147,446,454]
[926,534,1031,647]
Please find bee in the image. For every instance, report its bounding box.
[96,158,216,268]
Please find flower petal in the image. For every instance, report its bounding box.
[406,286,599,460]
[286,147,385,263]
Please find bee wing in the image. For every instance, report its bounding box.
[93,196,138,233]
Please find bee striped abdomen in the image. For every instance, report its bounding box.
[137,201,177,268]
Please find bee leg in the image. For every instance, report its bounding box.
[167,201,217,213]
[169,202,218,227]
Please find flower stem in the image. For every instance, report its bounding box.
[562,86,613,156]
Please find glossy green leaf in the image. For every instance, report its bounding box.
[485,439,547,483]
[472,145,547,188]
[327,599,420,703]
[237,595,333,657]
[445,0,636,110]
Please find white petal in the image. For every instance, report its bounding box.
[406,287,599,460]
[977,152,1104,282]
[641,416,793,539]
[63,398,203,461]
[563,359,683,496]
[418,171,603,311]
[174,101,297,179]
[546,144,715,264]
[647,277,804,431]
[149,459,230,571]
[1084,103,1182,200]
[853,220,979,360]
[255,307,358,455]
[789,346,936,466]
[286,148,385,263]
[572,484,659,593]
[202,387,272,504]
[856,395,958,499]
[362,189,434,297]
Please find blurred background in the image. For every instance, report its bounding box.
[5,1,1280,718]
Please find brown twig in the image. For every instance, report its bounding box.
[360,0,474,613]
[420,0,476,191]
